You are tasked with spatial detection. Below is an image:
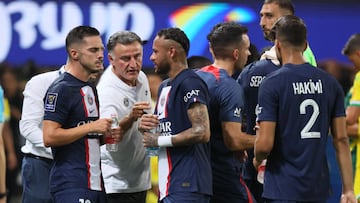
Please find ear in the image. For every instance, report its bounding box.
[275,39,280,49]
[355,50,360,57]
[303,41,308,53]
[168,46,176,58]
[208,42,214,56]
[233,49,239,60]
[108,53,114,64]
[69,48,79,60]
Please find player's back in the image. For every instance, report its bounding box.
[238,59,279,135]
[197,66,253,201]
[258,63,345,201]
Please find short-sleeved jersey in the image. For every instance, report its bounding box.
[155,69,212,200]
[44,72,103,194]
[197,66,253,202]
[257,63,345,201]
[237,59,279,181]
[237,59,279,135]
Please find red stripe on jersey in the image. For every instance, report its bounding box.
[165,148,173,196]
[80,88,89,117]
[239,176,254,203]
[200,65,221,81]
[85,138,91,188]
[164,88,171,118]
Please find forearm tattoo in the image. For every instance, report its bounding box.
[188,103,209,141]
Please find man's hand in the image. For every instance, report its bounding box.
[129,101,151,121]
[340,191,356,203]
[91,118,112,135]
[138,114,159,133]
[143,131,159,147]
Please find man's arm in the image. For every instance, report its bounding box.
[19,78,48,146]
[253,121,276,168]
[346,123,358,138]
[43,118,112,147]
[118,101,151,134]
[141,102,210,147]
[331,116,356,201]
[221,121,255,151]
[170,102,210,145]
[346,106,360,125]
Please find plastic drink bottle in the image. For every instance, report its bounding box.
[106,114,119,152]
[146,127,160,156]
[257,159,267,184]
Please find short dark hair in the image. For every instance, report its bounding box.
[263,0,295,15]
[272,15,306,47]
[107,31,143,52]
[65,25,100,54]
[342,33,360,56]
[187,55,212,70]
[207,21,248,59]
[156,27,190,56]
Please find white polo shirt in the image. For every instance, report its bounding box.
[97,66,151,193]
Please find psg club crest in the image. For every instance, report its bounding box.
[87,94,94,105]
[123,98,129,107]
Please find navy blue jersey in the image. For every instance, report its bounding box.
[44,72,103,193]
[155,69,212,200]
[197,66,254,202]
[257,63,345,201]
[237,59,279,184]
[237,59,279,135]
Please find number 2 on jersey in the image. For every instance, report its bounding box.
[299,99,320,139]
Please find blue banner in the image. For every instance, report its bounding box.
[0,0,359,68]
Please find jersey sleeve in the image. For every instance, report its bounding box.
[218,81,243,123]
[44,83,71,125]
[257,77,278,122]
[332,79,346,118]
[180,77,209,110]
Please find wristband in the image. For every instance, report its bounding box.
[157,136,173,147]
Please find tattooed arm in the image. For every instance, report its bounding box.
[141,102,210,147]
[171,102,211,145]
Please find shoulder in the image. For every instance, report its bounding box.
[47,74,71,93]
[27,70,59,86]
[138,70,149,83]
[239,59,278,81]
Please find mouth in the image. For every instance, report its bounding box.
[127,69,140,74]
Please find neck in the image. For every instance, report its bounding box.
[168,62,187,80]
[280,49,306,65]
[66,61,92,82]
[213,59,235,76]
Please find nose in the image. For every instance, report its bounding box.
[259,16,265,27]
[150,53,155,61]
[98,49,104,60]
[129,57,137,67]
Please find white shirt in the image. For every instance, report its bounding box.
[20,66,65,159]
[97,66,151,193]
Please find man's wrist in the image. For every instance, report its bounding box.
[157,136,173,147]
[0,190,8,199]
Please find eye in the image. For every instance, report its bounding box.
[120,56,131,62]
